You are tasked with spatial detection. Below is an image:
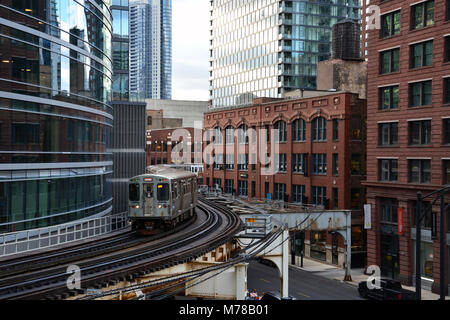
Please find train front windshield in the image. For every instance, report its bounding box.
[129,183,140,201]
[157,183,169,201]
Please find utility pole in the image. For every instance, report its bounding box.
[291,231,296,265]
[300,231,304,268]
[415,192,422,301]
[416,186,449,301]
[439,193,445,300]
[440,195,449,300]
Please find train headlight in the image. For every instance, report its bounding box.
[135,205,140,209]
[158,204,162,209]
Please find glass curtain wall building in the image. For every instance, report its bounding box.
[129,0,171,100]
[0,0,113,233]
[112,0,129,100]
[209,0,361,108]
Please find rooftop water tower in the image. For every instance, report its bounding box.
[332,19,361,60]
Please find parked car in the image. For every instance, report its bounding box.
[358,278,416,300]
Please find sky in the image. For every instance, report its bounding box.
[172,0,210,101]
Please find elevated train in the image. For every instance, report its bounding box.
[128,166,198,235]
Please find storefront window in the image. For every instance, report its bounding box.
[351,226,366,268]
[351,226,365,252]
[310,230,327,261]
[413,241,434,279]
[380,234,399,279]
[380,197,400,279]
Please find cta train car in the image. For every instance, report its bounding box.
[128,166,197,235]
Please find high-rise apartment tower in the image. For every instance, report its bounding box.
[129,0,172,100]
[209,0,361,108]
[112,0,130,100]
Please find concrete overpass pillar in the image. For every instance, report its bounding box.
[235,263,248,300]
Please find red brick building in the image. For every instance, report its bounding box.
[146,127,203,166]
[203,92,367,266]
[363,0,450,293]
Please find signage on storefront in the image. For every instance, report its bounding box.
[364,204,371,229]
[397,208,404,235]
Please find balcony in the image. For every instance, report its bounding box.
[283,68,294,75]
[279,4,293,13]
[283,77,297,87]
[282,32,292,40]
[281,56,292,63]
[278,17,292,25]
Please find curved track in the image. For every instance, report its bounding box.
[0,198,243,300]
[0,213,195,278]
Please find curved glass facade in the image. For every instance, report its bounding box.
[0,0,113,233]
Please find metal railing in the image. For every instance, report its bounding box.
[0,212,129,257]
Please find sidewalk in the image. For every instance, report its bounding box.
[289,257,449,300]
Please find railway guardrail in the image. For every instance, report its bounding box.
[0,213,129,257]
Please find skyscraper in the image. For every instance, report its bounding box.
[112,0,130,100]
[209,0,361,108]
[111,0,147,214]
[129,0,172,100]
[0,0,113,233]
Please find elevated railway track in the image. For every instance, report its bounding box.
[0,198,243,300]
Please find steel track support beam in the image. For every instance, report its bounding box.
[281,228,289,298]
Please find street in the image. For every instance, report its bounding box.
[247,260,363,300]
